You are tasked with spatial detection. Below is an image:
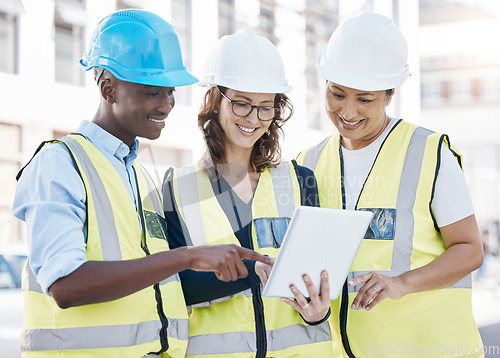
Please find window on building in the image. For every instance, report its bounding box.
[483,76,500,102]
[54,0,87,86]
[421,79,444,106]
[219,0,235,37]
[304,1,338,130]
[116,0,143,10]
[0,123,22,244]
[260,1,276,44]
[171,0,192,106]
[450,78,473,104]
[0,0,23,74]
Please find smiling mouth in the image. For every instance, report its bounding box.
[236,123,258,133]
[148,117,165,123]
[339,115,362,127]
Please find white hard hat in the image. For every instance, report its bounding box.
[199,30,292,93]
[316,12,410,91]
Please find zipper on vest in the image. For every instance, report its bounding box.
[252,285,267,358]
[338,145,356,358]
[339,280,355,358]
[134,168,170,353]
[247,220,267,357]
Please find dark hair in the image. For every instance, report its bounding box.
[198,86,293,172]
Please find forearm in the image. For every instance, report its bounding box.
[50,245,272,309]
[49,248,193,308]
[181,260,260,306]
[399,241,483,295]
[350,215,484,310]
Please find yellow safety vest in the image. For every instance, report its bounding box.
[21,134,188,358]
[297,120,483,358]
[169,162,334,357]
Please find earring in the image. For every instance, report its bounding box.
[213,109,218,114]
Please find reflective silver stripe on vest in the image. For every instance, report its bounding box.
[392,127,432,272]
[270,162,296,218]
[61,137,122,261]
[301,136,331,171]
[175,166,206,247]
[176,164,297,246]
[137,164,181,286]
[186,321,331,356]
[136,164,164,218]
[22,258,43,294]
[21,318,189,351]
[349,127,470,290]
[188,288,253,309]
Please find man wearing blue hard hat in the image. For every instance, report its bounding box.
[13,9,273,358]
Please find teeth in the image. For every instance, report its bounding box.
[340,116,361,127]
[148,117,164,123]
[237,124,257,133]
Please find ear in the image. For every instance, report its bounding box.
[100,78,115,104]
[386,89,395,104]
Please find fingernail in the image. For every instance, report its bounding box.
[366,306,371,311]
[303,275,310,282]
[322,271,328,278]
[351,304,356,310]
[348,280,354,286]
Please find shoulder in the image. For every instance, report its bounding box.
[19,141,76,179]
[296,135,334,167]
[293,162,316,180]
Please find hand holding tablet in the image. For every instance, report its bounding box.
[262,206,373,300]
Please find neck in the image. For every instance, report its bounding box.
[217,146,258,202]
[92,107,135,148]
[222,145,253,172]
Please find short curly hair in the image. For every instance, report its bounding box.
[197,86,293,172]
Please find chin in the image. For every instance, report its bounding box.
[145,132,162,141]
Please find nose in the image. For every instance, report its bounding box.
[158,91,175,115]
[244,106,260,123]
[340,99,358,120]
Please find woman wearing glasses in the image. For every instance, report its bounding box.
[162,31,334,357]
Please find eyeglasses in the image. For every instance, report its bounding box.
[220,91,280,122]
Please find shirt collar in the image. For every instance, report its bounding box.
[75,120,139,163]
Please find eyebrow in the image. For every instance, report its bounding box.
[331,85,374,97]
[232,94,275,105]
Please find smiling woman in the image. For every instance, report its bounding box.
[297,12,484,357]
[163,31,335,358]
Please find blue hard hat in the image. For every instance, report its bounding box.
[80,9,198,87]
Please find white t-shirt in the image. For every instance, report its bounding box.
[341,118,474,227]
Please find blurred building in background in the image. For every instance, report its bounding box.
[8,0,488,245]
[419,0,500,230]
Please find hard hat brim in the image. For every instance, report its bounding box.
[80,60,199,88]
[198,78,292,94]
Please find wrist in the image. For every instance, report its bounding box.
[172,246,193,271]
[302,307,331,326]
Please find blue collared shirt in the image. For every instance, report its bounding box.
[13,120,140,294]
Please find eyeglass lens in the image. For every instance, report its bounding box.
[221,91,278,121]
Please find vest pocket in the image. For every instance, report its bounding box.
[144,210,168,240]
[359,208,396,240]
[254,217,290,248]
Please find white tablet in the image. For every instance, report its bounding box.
[262,206,373,300]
